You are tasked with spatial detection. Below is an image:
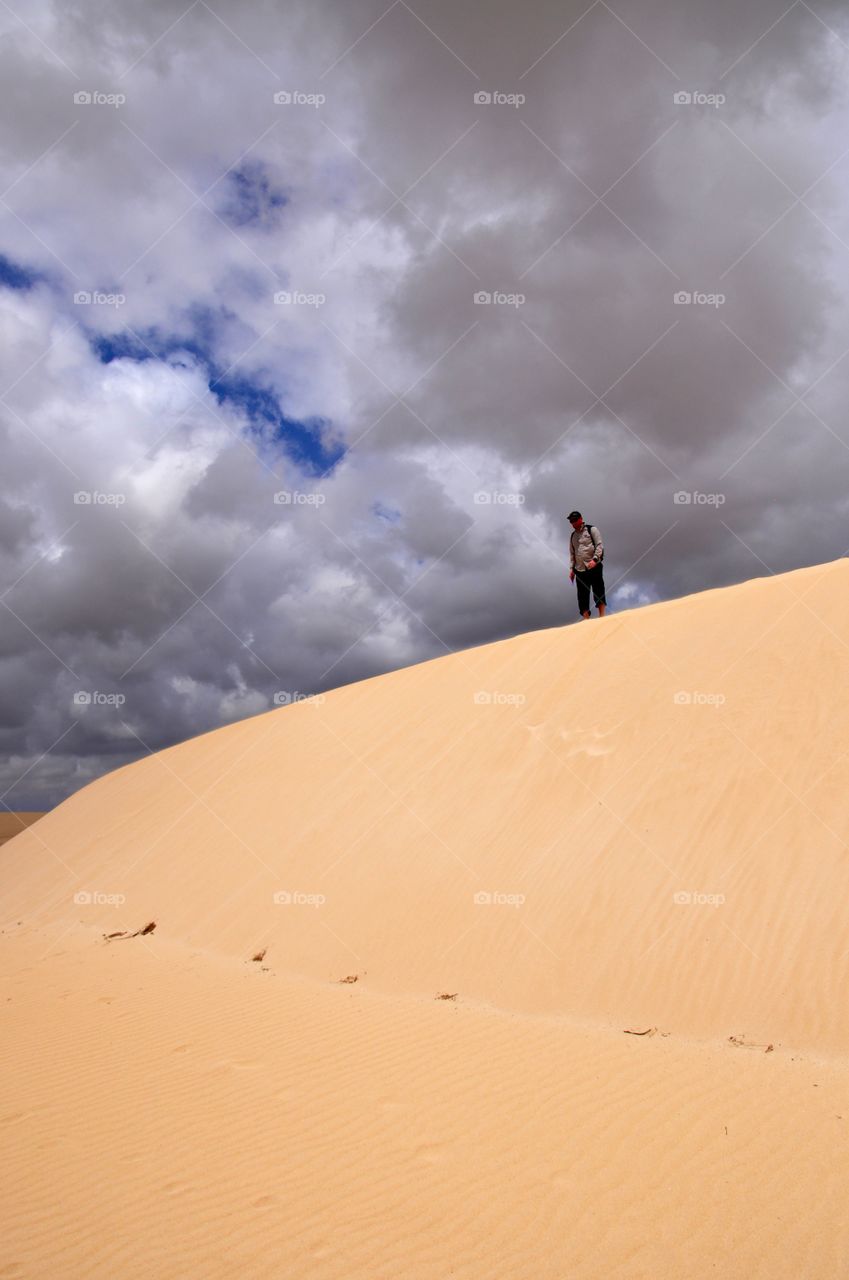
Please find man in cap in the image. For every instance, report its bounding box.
[568,511,607,619]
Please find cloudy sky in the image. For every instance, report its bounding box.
[1,0,849,808]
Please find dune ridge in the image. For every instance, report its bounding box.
[3,559,849,1277]
[4,558,849,1050]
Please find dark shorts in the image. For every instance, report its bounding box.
[575,564,606,615]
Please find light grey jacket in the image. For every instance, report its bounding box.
[570,522,604,572]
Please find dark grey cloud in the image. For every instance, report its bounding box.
[1,0,848,807]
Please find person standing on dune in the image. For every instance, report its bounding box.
[568,510,607,620]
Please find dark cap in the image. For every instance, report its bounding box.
[567,510,582,521]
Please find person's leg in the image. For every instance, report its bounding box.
[575,572,591,619]
[592,565,607,617]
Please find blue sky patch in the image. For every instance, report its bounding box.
[0,252,40,290]
[93,324,342,476]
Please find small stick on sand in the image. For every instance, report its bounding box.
[102,921,156,942]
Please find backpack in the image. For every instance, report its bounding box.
[571,522,603,562]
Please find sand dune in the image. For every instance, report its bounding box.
[3,559,849,1276]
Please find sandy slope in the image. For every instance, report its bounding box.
[2,925,849,1280]
[2,559,849,1277]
